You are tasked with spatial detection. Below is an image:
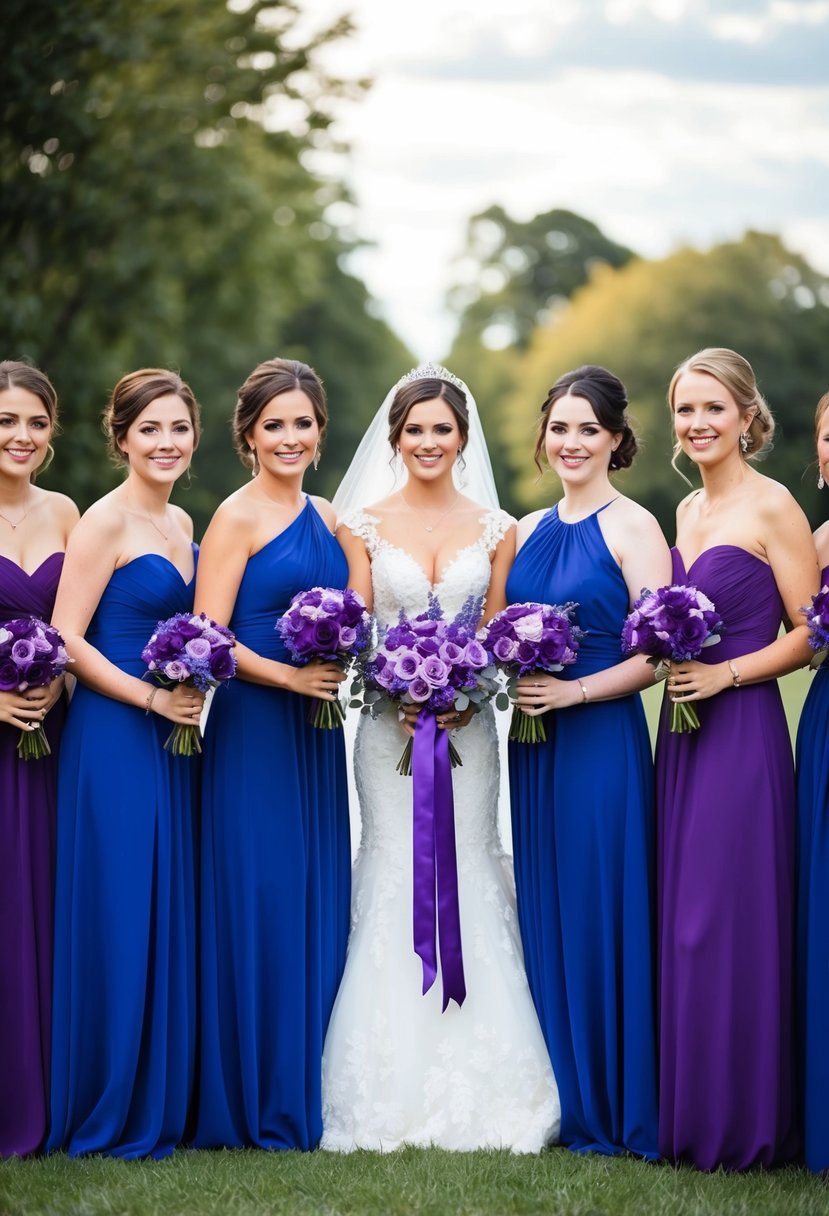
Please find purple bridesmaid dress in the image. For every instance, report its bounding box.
[0,553,65,1157]
[656,545,798,1170]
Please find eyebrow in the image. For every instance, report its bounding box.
[0,411,51,421]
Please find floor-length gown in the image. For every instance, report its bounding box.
[795,563,829,1173]
[48,552,198,1159]
[506,504,658,1159]
[657,545,798,1170]
[322,509,560,1153]
[0,554,65,1158]
[194,500,350,1150]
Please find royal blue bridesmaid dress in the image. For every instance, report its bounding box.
[796,562,829,1173]
[194,500,350,1150]
[657,546,798,1170]
[0,554,65,1158]
[47,552,198,1159]
[506,504,658,1158]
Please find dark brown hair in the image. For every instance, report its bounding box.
[0,360,58,426]
[387,377,469,451]
[104,368,201,466]
[534,365,637,472]
[233,358,327,471]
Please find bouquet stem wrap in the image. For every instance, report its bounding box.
[412,711,466,1011]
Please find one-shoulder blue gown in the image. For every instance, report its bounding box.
[506,504,658,1158]
[48,552,199,1158]
[194,500,350,1149]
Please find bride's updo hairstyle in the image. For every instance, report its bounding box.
[387,375,470,453]
[233,357,327,472]
[668,348,774,474]
[104,368,201,466]
[534,365,637,473]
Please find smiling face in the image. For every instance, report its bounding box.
[671,370,750,467]
[544,392,620,484]
[246,388,320,481]
[397,397,461,485]
[817,397,829,488]
[0,385,54,482]
[117,394,196,485]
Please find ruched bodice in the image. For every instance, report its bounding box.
[674,546,783,659]
[506,505,629,675]
[85,551,196,674]
[0,552,63,620]
[231,500,347,661]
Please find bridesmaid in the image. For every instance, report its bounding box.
[193,357,350,1150]
[796,388,829,1174]
[658,348,816,1170]
[48,369,203,1158]
[507,365,670,1158]
[0,361,78,1158]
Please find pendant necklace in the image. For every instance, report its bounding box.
[125,505,171,540]
[0,498,33,530]
[400,490,460,533]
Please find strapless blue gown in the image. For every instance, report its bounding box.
[796,563,829,1173]
[657,546,798,1170]
[0,553,65,1158]
[194,500,350,1150]
[48,552,198,1159]
[506,504,658,1158]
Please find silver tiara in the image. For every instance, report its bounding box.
[396,362,465,392]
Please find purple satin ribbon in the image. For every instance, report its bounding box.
[411,711,466,1010]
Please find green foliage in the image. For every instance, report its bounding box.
[0,0,409,531]
[2,1148,828,1216]
[497,232,829,532]
[445,207,635,514]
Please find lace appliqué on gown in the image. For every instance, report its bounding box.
[321,509,560,1152]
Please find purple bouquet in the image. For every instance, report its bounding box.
[804,585,829,669]
[276,586,371,728]
[621,584,724,733]
[0,617,71,760]
[142,612,237,755]
[360,593,497,774]
[479,602,583,743]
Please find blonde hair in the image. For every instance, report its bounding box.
[668,348,774,480]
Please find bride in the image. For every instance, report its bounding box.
[321,364,560,1152]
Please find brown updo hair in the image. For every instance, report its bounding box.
[104,368,201,466]
[668,348,774,473]
[533,365,637,473]
[233,358,327,471]
[815,390,829,443]
[387,377,469,451]
[0,360,60,475]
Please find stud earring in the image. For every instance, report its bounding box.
[739,432,750,453]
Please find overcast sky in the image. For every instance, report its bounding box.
[290,0,829,359]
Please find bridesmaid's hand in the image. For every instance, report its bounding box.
[668,659,732,702]
[514,673,582,714]
[0,686,52,731]
[153,684,206,726]
[398,702,476,737]
[286,659,346,701]
[40,673,66,714]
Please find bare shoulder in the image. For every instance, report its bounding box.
[753,473,804,522]
[309,494,337,532]
[205,487,260,534]
[606,495,666,541]
[36,487,80,529]
[515,507,548,551]
[169,502,195,539]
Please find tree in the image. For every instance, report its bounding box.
[498,232,829,532]
[444,206,636,514]
[0,0,409,528]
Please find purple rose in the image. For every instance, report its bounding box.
[312,619,339,649]
[493,636,517,662]
[422,656,449,687]
[210,648,236,680]
[0,659,21,690]
[515,640,538,667]
[11,638,35,664]
[184,636,212,661]
[163,660,190,681]
[394,652,420,681]
[463,640,489,669]
[672,614,709,658]
[338,626,357,648]
[408,676,432,703]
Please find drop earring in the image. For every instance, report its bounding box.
[249,446,259,478]
[313,445,320,472]
[819,471,825,490]
[739,432,749,453]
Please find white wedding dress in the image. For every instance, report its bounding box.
[321,508,560,1153]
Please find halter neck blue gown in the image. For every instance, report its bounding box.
[48,551,199,1158]
[194,500,350,1150]
[0,553,65,1158]
[506,504,658,1158]
[795,562,829,1173]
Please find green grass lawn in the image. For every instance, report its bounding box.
[2,1147,828,1216]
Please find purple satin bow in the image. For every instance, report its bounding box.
[411,711,466,1010]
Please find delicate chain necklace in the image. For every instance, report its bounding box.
[124,506,171,540]
[0,497,34,530]
[400,490,460,533]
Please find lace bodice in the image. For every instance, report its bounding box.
[342,507,514,627]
